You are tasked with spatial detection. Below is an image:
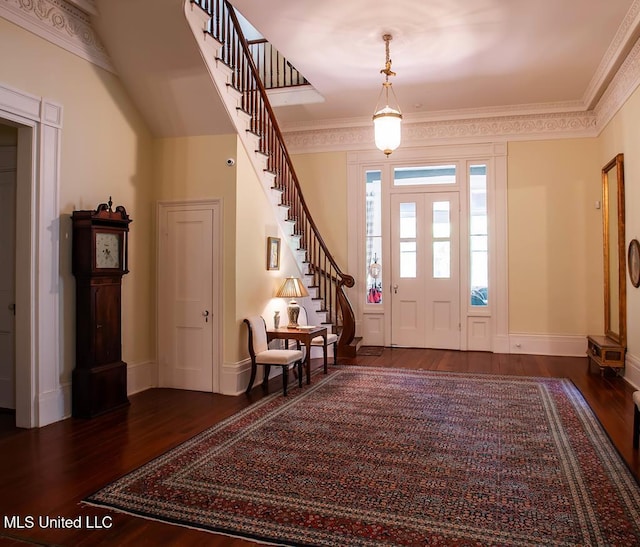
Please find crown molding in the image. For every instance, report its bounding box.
[66,0,96,15]
[284,111,598,154]
[583,0,640,109]
[595,31,640,131]
[0,0,114,73]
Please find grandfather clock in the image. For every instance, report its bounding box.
[72,198,132,418]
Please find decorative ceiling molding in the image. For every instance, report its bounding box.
[66,0,96,15]
[0,0,114,73]
[283,111,598,154]
[582,0,640,109]
[595,32,640,131]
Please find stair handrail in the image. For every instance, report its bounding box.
[247,38,309,89]
[191,0,356,351]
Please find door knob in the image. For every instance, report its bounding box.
[393,284,398,294]
[203,310,210,323]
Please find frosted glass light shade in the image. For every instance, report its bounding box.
[373,106,402,156]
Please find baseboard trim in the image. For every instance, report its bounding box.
[221,358,252,396]
[508,333,587,357]
[127,360,157,396]
[38,382,71,427]
[624,351,640,390]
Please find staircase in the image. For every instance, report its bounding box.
[185,0,360,357]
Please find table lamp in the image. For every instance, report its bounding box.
[275,276,309,328]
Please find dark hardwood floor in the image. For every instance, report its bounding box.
[0,349,638,546]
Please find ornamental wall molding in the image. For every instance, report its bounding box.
[0,0,113,72]
[582,0,640,108]
[595,32,640,130]
[284,111,598,154]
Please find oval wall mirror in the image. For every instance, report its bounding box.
[602,153,626,346]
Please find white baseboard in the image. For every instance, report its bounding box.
[38,382,71,427]
[624,351,640,390]
[220,358,297,396]
[493,334,510,354]
[127,360,157,395]
[221,358,252,396]
[508,333,587,357]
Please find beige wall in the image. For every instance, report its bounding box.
[599,84,640,364]
[291,151,349,268]
[507,139,602,335]
[0,18,155,381]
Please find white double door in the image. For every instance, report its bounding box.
[391,192,460,349]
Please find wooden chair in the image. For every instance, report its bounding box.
[297,306,338,370]
[244,316,303,396]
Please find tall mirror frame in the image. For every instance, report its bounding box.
[602,153,626,346]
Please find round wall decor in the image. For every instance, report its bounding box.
[628,239,640,288]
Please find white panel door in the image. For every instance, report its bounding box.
[391,192,460,349]
[158,206,216,391]
[0,167,16,408]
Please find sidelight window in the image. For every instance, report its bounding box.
[470,164,488,306]
[365,170,383,304]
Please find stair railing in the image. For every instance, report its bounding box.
[247,39,309,89]
[191,0,356,355]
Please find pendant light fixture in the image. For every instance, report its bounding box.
[372,34,402,157]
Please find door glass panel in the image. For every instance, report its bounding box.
[365,170,383,304]
[433,201,450,238]
[433,241,450,278]
[470,164,488,306]
[394,165,456,186]
[432,201,451,278]
[399,202,416,238]
[400,241,417,278]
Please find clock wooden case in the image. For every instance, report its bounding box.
[72,199,131,418]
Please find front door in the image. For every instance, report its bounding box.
[158,203,220,392]
[391,192,460,349]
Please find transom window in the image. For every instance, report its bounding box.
[394,165,456,186]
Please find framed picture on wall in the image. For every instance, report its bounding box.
[267,237,281,270]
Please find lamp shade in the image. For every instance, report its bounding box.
[275,277,309,299]
[373,106,402,156]
[276,277,309,328]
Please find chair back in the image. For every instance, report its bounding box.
[244,316,268,356]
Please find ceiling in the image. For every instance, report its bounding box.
[89,0,640,138]
[230,0,640,130]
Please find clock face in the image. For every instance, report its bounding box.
[95,232,120,269]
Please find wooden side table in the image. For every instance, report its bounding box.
[267,326,328,384]
[586,335,625,375]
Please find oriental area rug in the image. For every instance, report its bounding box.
[85,367,640,546]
